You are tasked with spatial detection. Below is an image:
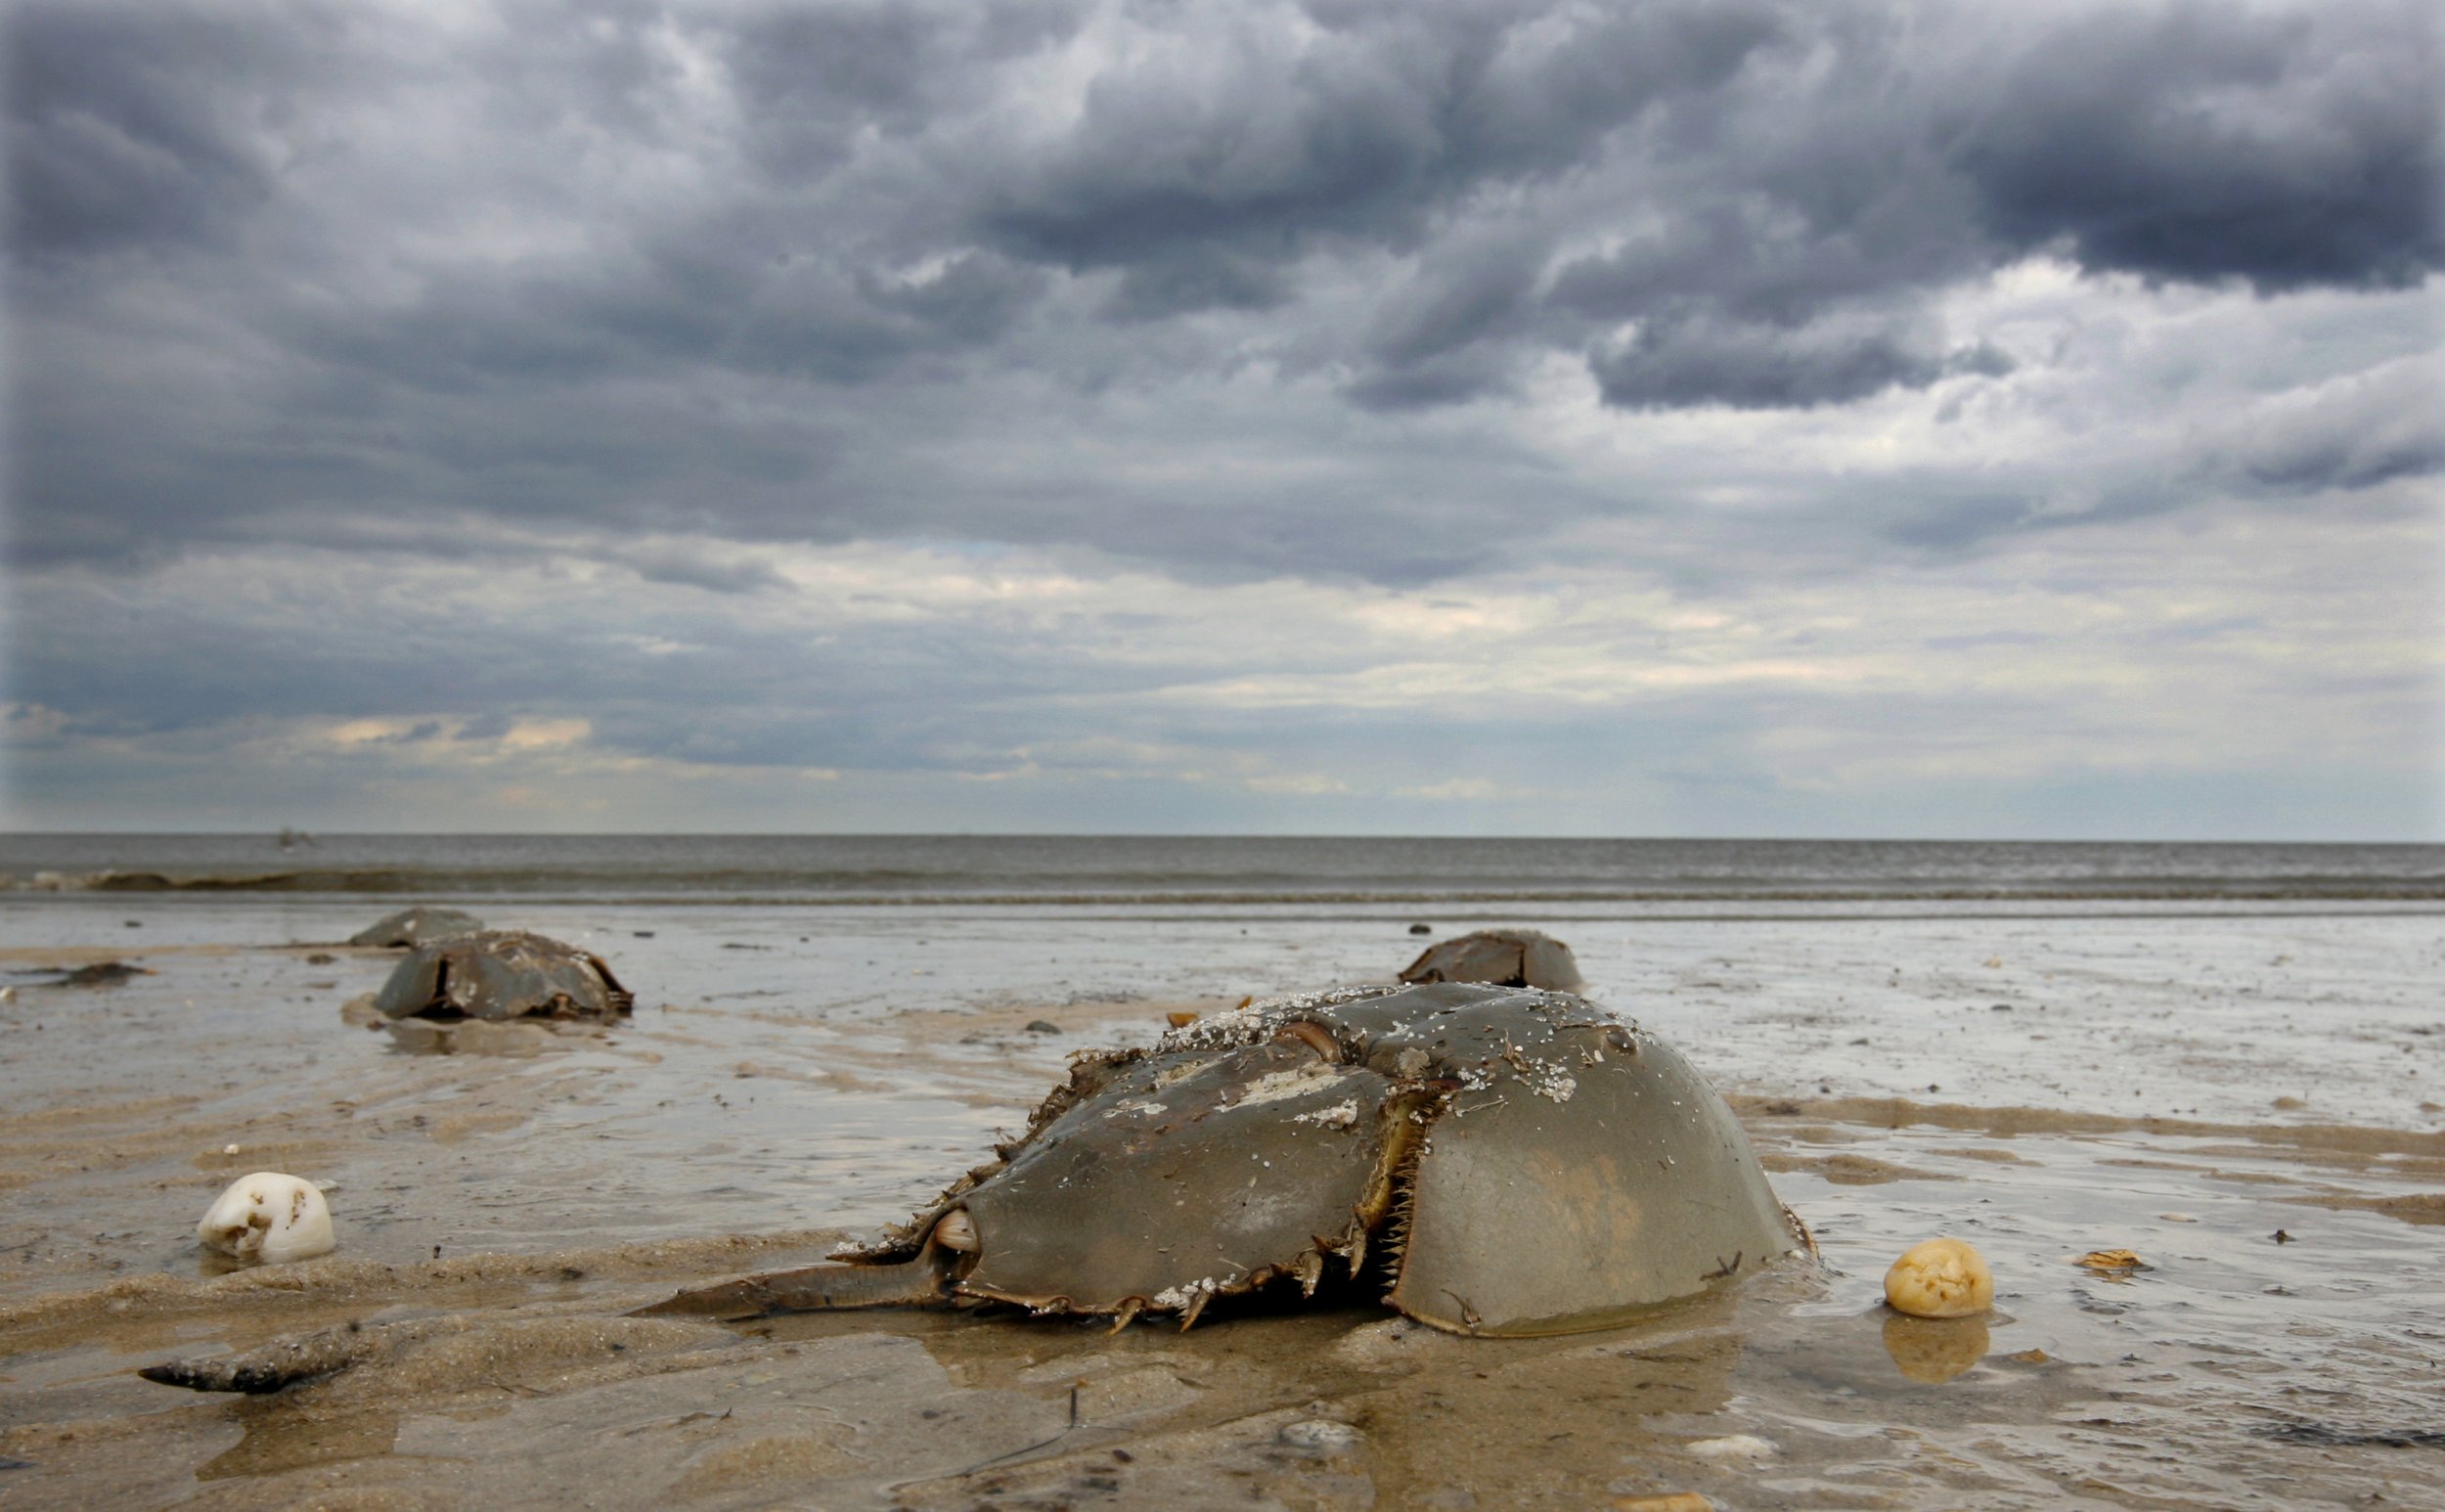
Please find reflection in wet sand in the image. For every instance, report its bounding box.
[1881,1312,1989,1382]
[196,1401,399,1482]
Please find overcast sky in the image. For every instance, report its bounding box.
[5,0,2440,837]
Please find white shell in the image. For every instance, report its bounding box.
[198,1172,335,1264]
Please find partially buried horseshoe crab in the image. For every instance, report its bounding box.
[348,905,485,949]
[640,982,1808,1337]
[1398,927,1585,993]
[374,929,632,1023]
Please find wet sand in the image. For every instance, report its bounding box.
[1,901,2439,1508]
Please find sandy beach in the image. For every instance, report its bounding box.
[2,895,2439,1508]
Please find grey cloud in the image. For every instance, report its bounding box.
[4,1,340,258]
[1880,494,2040,552]
[1367,0,2439,407]
[613,545,795,596]
[1354,223,1546,384]
[1591,311,1954,412]
[2244,422,2445,496]
[8,0,2440,598]
[1924,630,2051,651]
[1541,189,1981,334]
[2233,360,2445,493]
[724,249,1052,379]
[382,720,446,743]
[973,1,1779,302]
[1342,351,1517,412]
[1101,250,1295,322]
[1949,0,2443,291]
[725,0,1090,174]
[1947,344,2015,380]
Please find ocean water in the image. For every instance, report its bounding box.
[5,831,2443,904]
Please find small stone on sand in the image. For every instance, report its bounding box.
[1885,1237,1993,1317]
[197,1172,335,1264]
[1276,1419,1361,1455]
[1684,1434,1776,1461]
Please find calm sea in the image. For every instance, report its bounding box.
[2,833,2440,905]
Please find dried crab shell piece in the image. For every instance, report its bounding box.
[2072,1248,2149,1275]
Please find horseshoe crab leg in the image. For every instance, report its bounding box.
[630,1242,962,1319]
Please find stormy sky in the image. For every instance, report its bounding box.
[5,0,2439,837]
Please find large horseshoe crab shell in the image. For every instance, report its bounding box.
[646,983,1806,1338]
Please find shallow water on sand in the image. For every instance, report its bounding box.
[1,896,2439,1508]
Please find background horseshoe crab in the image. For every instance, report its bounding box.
[1397,928,1585,992]
[373,930,633,1023]
[347,906,485,949]
[641,982,1808,1338]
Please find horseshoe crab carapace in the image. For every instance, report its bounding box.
[641,982,1806,1337]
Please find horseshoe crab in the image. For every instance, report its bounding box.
[374,930,632,1022]
[349,906,485,949]
[1399,927,1584,993]
[640,982,1805,1337]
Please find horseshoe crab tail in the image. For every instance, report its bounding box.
[631,1243,962,1319]
[140,1323,381,1394]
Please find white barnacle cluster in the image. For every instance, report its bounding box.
[1293,1098,1361,1130]
[1152,1276,1222,1312]
[1530,1068,1578,1103]
[1233,1061,1344,1108]
[1159,1001,1271,1051]
[1157,986,1393,1053]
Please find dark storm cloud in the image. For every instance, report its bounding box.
[1590,312,1953,412]
[1951,1,2444,291]
[616,543,795,595]
[6,0,2439,589]
[4,1,344,257]
[970,0,1778,289]
[723,0,1091,173]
